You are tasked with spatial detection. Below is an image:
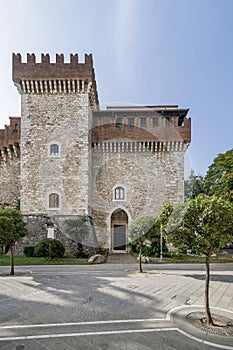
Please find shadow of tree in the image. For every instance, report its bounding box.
[0,268,165,328]
[184,274,233,283]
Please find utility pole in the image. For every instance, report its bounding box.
[160,226,163,262]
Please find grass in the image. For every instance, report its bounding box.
[0,254,89,265]
[148,253,233,264]
[0,253,232,266]
[131,252,233,264]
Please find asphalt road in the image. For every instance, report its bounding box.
[0,263,232,349]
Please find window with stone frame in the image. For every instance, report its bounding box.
[153,117,158,127]
[49,193,59,208]
[50,144,59,156]
[165,117,170,127]
[114,186,125,200]
[140,117,146,128]
[116,118,122,128]
[128,118,134,128]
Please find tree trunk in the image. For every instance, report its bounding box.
[139,243,143,273]
[205,254,213,325]
[10,245,14,276]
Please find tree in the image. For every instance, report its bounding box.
[205,149,233,201]
[0,209,27,275]
[165,195,233,325]
[63,217,89,252]
[127,216,156,272]
[184,170,207,200]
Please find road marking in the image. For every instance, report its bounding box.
[0,306,232,349]
[1,327,233,350]
[0,318,167,329]
[0,328,179,342]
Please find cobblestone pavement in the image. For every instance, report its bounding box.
[0,264,232,349]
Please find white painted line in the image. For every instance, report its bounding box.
[0,327,179,342]
[0,318,167,330]
[178,329,233,350]
[166,304,233,321]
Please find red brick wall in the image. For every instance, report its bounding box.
[0,117,21,150]
[91,116,191,143]
[12,53,99,105]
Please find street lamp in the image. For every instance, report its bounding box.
[160,225,163,262]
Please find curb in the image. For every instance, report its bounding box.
[167,305,233,349]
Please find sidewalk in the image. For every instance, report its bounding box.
[0,264,232,349]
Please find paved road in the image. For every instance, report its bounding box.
[0,263,232,349]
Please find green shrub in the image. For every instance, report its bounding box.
[34,238,65,259]
[130,241,168,257]
[23,245,35,257]
[73,249,89,259]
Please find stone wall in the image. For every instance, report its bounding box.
[15,214,98,254]
[20,93,92,216]
[0,158,20,206]
[91,146,185,248]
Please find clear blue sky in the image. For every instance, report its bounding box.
[0,0,232,176]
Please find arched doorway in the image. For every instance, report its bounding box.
[111,209,128,251]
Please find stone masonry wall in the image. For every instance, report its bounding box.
[0,158,20,206]
[20,93,92,216]
[91,147,185,248]
[14,214,98,255]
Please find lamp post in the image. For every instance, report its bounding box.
[160,225,163,262]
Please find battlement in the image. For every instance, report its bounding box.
[13,53,93,66]
[0,117,21,162]
[12,53,98,105]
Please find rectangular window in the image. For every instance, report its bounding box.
[49,193,59,208]
[140,118,146,128]
[178,116,184,127]
[165,117,170,127]
[153,118,158,127]
[50,144,59,156]
[116,118,122,128]
[115,187,125,200]
[128,118,134,128]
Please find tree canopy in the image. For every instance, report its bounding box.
[184,170,207,200]
[185,149,233,201]
[164,195,233,325]
[127,216,157,272]
[205,149,233,200]
[127,216,156,243]
[0,208,27,247]
[0,208,27,275]
[166,195,233,255]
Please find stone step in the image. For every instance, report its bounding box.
[106,253,136,264]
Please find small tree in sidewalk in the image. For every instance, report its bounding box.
[165,195,233,325]
[0,208,27,275]
[127,216,157,272]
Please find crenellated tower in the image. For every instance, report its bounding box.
[12,53,99,224]
[13,53,98,105]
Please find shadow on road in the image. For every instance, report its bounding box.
[184,274,233,283]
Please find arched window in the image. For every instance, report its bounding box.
[50,144,59,156]
[114,186,125,200]
[49,193,59,208]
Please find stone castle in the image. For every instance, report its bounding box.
[0,53,191,253]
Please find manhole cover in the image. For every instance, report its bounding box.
[15,345,26,350]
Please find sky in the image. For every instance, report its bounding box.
[0,0,232,176]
